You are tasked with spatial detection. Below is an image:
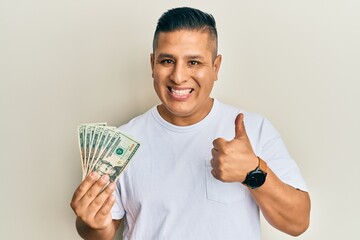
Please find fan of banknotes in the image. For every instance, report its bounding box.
[77,123,140,183]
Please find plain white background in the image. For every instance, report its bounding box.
[1,0,359,239]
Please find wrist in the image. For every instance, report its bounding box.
[242,157,268,189]
[76,217,114,240]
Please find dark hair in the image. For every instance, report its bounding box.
[153,7,218,55]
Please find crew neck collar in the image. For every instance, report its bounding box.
[151,99,219,133]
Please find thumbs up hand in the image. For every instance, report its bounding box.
[211,113,258,183]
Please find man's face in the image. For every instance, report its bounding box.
[151,30,222,126]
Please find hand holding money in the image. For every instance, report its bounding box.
[70,172,116,232]
[77,123,140,183]
[71,123,139,237]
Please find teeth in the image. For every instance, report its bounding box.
[171,88,192,96]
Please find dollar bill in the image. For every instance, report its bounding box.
[87,127,116,176]
[77,125,86,176]
[86,124,107,170]
[87,126,103,174]
[93,131,140,182]
[84,125,95,170]
[77,123,139,181]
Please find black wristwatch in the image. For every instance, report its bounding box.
[242,157,268,189]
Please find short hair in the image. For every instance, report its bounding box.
[153,7,218,56]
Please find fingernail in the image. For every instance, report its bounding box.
[90,172,97,179]
[101,174,109,183]
[108,183,115,190]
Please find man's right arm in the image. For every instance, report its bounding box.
[76,217,121,240]
[70,172,121,240]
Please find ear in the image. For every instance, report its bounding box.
[150,53,154,78]
[213,54,222,81]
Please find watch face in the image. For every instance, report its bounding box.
[246,171,266,188]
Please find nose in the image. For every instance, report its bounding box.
[170,62,189,84]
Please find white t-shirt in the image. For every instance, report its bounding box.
[111,99,307,240]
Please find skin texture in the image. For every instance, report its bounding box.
[70,172,120,240]
[151,30,222,126]
[70,29,310,239]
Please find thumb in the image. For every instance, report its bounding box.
[234,113,247,140]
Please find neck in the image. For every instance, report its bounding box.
[157,99,214,126]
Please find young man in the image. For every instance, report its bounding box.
[71,7,310,240]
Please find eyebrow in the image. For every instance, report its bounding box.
[185,55,205,60]
[157,53,205,60]
[157,53,174,59]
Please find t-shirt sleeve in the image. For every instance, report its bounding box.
[259,117,308,192]
[111,179,125,220]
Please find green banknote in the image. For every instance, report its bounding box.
[93,131,140,182]
[77,124,140,181]
[77,125,86,171]
[77,123,106,178]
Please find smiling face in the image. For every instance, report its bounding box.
[151,30,222,126]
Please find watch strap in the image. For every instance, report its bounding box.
[258,157,267,174]
[242,156,268,188]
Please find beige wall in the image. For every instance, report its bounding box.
[1,0,359,239]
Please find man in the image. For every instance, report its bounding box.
[71,7,310,240]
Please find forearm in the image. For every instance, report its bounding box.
[250,168,311,236]
[76,217,119,240]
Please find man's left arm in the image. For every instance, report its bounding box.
[211,113,310,236]
[249,166,310,236]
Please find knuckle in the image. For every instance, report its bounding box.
[107,196,116,207]
[96,178,107,187]
[105,187,114,195]
[86,190,96,199]
[93,197,103,207]
[223,147,232,155]
[98,208,108,217]
[70,201,76,210]
[70,200,81,212]
[216,155,225,164]
[78,184,87,193]
[217,173,224,180]
[71,204,81,215]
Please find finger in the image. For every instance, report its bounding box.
[210,158,216,168]
[89,182,116,212]
[80,174,110,206]
[211,148,219,158]
[71,172,99,203]
[212,137,227,150]
[234,113,247,140]
[94,193,116,222]
[211,169,217,178]
[211,169,221,180]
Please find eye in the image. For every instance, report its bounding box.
[160,59,174,65]
[189,60,199,66]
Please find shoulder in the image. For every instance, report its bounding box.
[216,100,279,139]
[117,106,156,134]
[216,100,266,127]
